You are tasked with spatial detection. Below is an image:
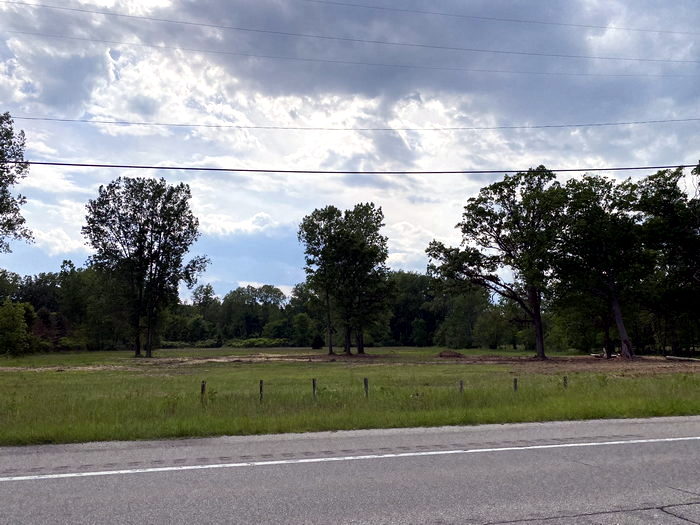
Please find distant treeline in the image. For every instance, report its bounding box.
[1,260,698,356]
[0,113,698,357]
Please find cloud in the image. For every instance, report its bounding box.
[1,0,699,290]
[33,227,88,256]
[199,212,280,236]
[237,281,294,297]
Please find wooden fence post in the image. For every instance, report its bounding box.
[312,378,317,400]
[513,378,518,392]
[200,380,206,405]
[459,380,464,393]
[363,377,369,398]
[259,380,264,402]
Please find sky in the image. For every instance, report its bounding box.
[1,0,699,299]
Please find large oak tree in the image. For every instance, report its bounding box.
[427,166,566,359]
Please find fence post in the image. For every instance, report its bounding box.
[563,376,568,389]
[363,377,369,398]
[513,378,518,392]
[312,378,317,400]
[259,379,264,402]
[459,380,464,393]
[200,380,206,405]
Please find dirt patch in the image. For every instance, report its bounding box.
[2,354,697,376]
[438,350,465,358]
[0,365,141,373]
[508,356,700,376]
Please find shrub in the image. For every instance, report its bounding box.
[226,337,289,348]
[0,300,32,356]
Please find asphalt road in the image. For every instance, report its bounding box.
[1,416,699,524]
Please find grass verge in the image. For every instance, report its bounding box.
[0,355,698,446]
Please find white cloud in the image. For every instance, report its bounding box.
[237,281,294,297]
[2,0,699,286]
[198,212,280,236]
[33,228,88,256]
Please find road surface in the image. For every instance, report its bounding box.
[1,416,699,524]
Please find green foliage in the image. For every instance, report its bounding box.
[82,177,208,357]
[410,318,430,347]
[473,306,514,349]
[220,284,286,339]
[428,166,566,359]
[386,271,438,346]
[299,202,391,354]
[433,291,489,349]
[291,313,314,347]
[262,318,290,339]
[226,337,290,348]
[0,112,33,252]
[0,300,33,355]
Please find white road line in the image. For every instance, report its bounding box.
[1,436,698,483]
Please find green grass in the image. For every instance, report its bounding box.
[0,353,698,445]
[0,345,581,368]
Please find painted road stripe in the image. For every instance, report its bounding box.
[1,436,699,483]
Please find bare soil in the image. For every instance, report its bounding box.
[1,354,697,375]
[142,353,700,376]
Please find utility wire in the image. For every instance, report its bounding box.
[299,0,700,37]
[12,115,700,132]
[14,161,696,175]
[2,1,699,64]
[5,30,695,80]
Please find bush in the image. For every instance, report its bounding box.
[311,334,324,349]
[57,335,89,352]
[159,340,189,349]
[226,337,289,348]
[194,337,223,349]
[0,300,32,356]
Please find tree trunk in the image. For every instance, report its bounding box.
[325,289,334,355]
[145,310,153,359]
[528,286,546,360]
[344,325,352,355]
[133,281,144,358]
[134,328,142,358]
[603,323,614,359]
[356,330,365,354]
[611,294,635,359]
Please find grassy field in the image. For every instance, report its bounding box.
[0,346,698,446]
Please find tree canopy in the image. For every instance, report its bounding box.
[0,112,32,252]
[428,166,566,359]
[298,203,390,354]
[82,177,208,357]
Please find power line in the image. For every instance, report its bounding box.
[299,0,700,37]
[12,115,700,132]
[15,161,696,175]
[6,30,694,80]
[2,2,699,64]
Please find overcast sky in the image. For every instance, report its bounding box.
[1,0,699,298]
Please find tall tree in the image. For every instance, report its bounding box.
[427,166,566,359]
[555,175,646,359]
[335,203,390,354]
[82,177,208,357]
[635,167,700,353]
[299,203,390,355]
[0,112,32,252]
[298,206,343,355]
